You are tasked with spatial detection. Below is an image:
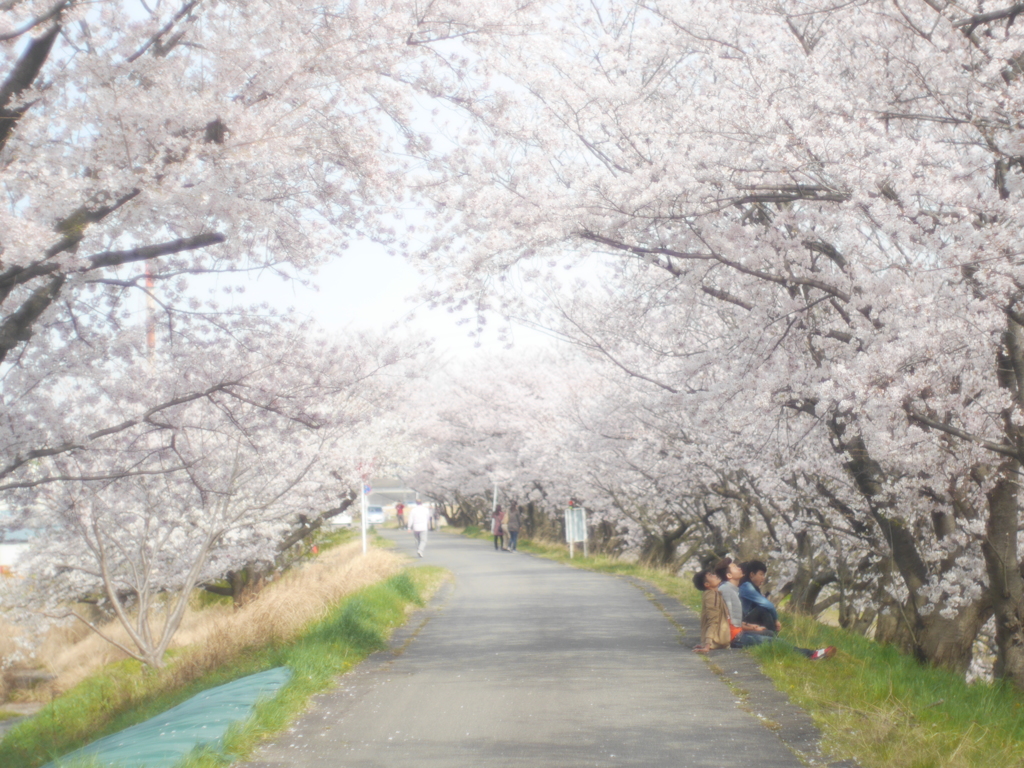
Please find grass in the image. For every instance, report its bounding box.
[0,532,446,768]
[748,618,1024,768]
[1,567,446,768]
[184,566,446,768]
[6,531,369,701]
[506,532,1024,768]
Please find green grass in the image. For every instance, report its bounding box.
[508,533,1024,768]
[0,566,446,768]
[748,617,1024,768]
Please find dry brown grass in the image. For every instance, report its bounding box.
[7,542,404,702]
[0,619,19,660]
[0,617,19,701]
[165,543,402,686]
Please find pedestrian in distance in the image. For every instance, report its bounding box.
[408,503,431,558]
[506,500,523,551]
[492,505,505,551]
[395,502,406,530]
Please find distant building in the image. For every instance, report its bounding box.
[0,527,31,576]
[366,477,420,509]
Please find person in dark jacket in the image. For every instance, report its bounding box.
[506,501,523,551]
[739,560,836,660]
[738,560,782,632]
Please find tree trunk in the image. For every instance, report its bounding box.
[983,459,1024,684]
[836,428,985,671]
[783,531,836,616]
[735,507,762,562]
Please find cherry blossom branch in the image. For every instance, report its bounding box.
[152,529,220,662]
[50,608,149,663]
[0,232,225,365]
[86,233,227,270]
[0,1,68,43]
[41,188,144,261]
[126,0,203,63]
[905,407,1020,459]
[700,285,754,310]
[276,492,357,552]
[0,463,189,492]
[578,230,852,303]
[0,23,60,156]
[92,517,150,659]
[555,306,682,395]
[0,381,243,487]
[955,3,1024,35]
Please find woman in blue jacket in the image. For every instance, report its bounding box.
[738,560,836,660]
[738,559,782,633]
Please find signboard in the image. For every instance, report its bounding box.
[564,507,587,558]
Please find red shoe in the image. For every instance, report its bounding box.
[810,646,836,660]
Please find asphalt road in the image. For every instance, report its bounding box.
[241,530,821,768]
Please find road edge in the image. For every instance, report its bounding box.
[620,576,859,768]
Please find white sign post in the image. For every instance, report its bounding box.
[565,507,587,559]
[361,481,371,554]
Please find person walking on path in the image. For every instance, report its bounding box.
[408,503,431,557]
[492,506,505,551]
[506,501,523,551]
[396,502,406,530]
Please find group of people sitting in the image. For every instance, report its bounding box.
[692,557,836,660]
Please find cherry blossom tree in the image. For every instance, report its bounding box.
[400,351,565,526]
[0,0,522,663]
[408,0,1024,683]
[4,322,422,667]
[534,262,948,632]
[0,0,532,489]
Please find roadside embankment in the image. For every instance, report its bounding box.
[1,534,446,768]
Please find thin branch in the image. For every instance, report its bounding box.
[126,0,202,62]
[0,1,69,43]
[906,407,1020,459]
[0,380,243,484]
[954,3,1024,31]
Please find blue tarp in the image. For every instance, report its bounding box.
[45,667,291,768]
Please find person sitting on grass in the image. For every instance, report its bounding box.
[714,557,776,648]
[692,569,732,653]
[739,559,784,633]
[694,568,836,660]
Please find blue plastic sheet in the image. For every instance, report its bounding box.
[45,667,291,768]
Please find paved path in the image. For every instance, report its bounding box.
[242,531,844,768]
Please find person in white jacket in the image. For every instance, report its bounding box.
[408,504,432,557]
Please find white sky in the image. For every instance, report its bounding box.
[222,240,559,359]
